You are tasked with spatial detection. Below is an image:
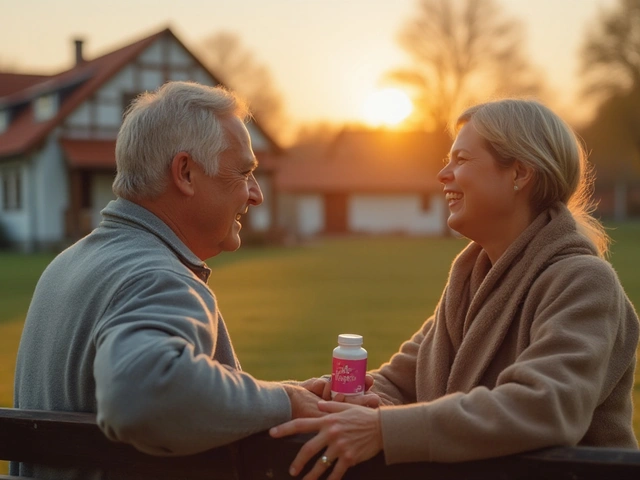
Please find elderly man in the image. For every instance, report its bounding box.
[12,81,321,479]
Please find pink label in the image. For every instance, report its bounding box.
[331,357,367,395]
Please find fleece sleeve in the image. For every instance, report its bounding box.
[379,256,639,464]
[92,269,291,456]
[369,317,435,405]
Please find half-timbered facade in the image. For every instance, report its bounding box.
[0,28,281,251]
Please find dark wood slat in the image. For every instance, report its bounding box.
[239,431,640,480]
[0,408,238,479]
[2,407,640,479]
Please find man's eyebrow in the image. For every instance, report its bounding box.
[249,158,259,169]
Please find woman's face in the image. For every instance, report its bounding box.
[437,120,520,247]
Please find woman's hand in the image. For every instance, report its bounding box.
[269,401,383,480]
[300,375,381,407]
[299,377,333,399]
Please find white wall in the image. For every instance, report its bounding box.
[33,135,68,245]
[2,136,70,250]
[297,195,324,236]
[350,194,445,235]
[250,172,271,231]
[0,160,30,246]
[276,193,324,237]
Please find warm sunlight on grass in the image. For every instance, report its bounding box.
[0,224,638,479]
[362,87,413,127]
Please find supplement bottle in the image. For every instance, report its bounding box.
[331,334,367,399]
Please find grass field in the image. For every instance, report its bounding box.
[0,223,638,472]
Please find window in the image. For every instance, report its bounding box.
[122,92,140,117]
[0,110,8,134]
[1,169,22,211]
[34,93,58,122]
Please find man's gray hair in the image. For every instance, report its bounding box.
[113,81,249,199]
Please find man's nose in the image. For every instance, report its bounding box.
[248,173,263,206]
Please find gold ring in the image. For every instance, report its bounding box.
[320,455,333,467]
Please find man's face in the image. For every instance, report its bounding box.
[191,116,263,259]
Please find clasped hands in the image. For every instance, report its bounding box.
[276,375,384,480]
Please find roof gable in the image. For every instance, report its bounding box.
[0,27,282,160]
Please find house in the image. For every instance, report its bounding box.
[0,27,281,251]
[276,128,449,238]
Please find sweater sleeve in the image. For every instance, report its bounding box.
[369,318,434,405]
[92,269,291,456]
[379,256,639,463]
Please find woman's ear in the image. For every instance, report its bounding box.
[170,152,196,197]
[513,161,534,190]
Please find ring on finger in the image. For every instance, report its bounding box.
[320,455,333,467]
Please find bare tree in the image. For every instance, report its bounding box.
[198,32,287,142]
[579,0,640,219]
[387,0,543,133]
[580,0,640,101]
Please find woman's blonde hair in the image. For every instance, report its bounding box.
[454,99,609,256]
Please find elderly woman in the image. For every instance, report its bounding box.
[270,99,640,480]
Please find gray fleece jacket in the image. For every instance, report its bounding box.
[12,198,291,479]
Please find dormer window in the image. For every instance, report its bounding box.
[0,110,8,134]
[34,93,58,122]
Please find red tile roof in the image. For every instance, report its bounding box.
[0,27,281,163]
[276,129,448,193]
[0,73,51,97]
[60,139,116,169]
[0,28,171,159]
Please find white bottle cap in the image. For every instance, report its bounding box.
[338,334,363,346]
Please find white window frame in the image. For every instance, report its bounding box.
[34,93,58,122]
[1,169,22,211]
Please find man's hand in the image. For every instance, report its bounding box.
[283,384,325,418]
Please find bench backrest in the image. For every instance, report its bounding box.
[1,408,640,479]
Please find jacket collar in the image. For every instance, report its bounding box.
[100,198,212,282]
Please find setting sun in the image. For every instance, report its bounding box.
[362,88,413,127]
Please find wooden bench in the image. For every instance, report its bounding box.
[1,407,640,479]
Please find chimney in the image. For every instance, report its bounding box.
[74,38,85,66]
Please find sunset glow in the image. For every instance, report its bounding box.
[362,88,413,127]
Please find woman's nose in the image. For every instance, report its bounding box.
[437,161,452,184]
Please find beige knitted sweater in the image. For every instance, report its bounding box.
[371,203,639,464]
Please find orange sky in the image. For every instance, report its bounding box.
[0,0,617,136]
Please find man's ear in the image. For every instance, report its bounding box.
[170,152,196,197]
[513,160,534,189]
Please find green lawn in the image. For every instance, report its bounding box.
[0,224,639,454]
